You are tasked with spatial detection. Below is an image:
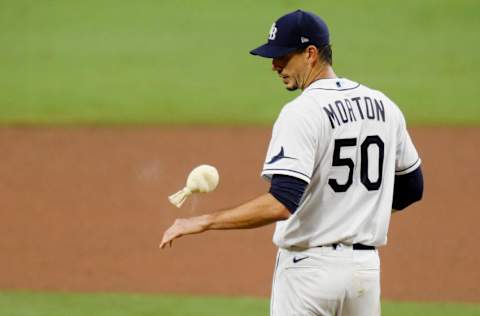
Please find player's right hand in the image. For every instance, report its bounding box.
[159,216,209,249]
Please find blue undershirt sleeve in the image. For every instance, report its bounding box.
[269,174,308,214]
[392,166,424,210]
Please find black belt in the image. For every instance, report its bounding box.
[319,243,375,250]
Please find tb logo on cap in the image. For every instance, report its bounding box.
[268,23,278,40]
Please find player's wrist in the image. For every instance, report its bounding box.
[198,214,214,231]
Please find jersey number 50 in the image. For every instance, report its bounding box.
[329,135,384,192]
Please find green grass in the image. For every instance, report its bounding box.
[0,291,479,316]
[0,0,479,125]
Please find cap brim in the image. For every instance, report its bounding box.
[249,43,298,58]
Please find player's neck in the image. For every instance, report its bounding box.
[303,65,337,90]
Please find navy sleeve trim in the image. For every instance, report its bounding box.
[396,157,421,173]
[269,174,308,214]
[392,166,424,211]
[262,168,311,180]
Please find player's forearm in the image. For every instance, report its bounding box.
[204,193,290,230]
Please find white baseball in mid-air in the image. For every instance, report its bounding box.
[168,164,219,208]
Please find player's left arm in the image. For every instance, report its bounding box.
[392,103,423,212]
[392,166,424,211]
[160,193,290,248]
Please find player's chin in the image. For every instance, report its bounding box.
[285,83,299,91]
[280,77,298,91]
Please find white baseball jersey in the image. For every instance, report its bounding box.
[262,78,421,249]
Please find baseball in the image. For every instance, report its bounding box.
[168,164,219,208]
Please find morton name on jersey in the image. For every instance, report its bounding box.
[262,78,421,249]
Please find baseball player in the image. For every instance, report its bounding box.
[160,9,423,316]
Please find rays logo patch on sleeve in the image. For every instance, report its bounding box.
[267,146,298,164]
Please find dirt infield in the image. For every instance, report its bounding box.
[0,127,479,302]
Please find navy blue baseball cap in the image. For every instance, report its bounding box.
[250,10,330,58]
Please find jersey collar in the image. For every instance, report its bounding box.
[303,78,360,92]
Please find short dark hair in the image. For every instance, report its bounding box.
[318,44,333,65]
[296,44,333,65]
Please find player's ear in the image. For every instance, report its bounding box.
[306,45,318,65]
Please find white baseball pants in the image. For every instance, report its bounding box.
[270,245,381,316]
